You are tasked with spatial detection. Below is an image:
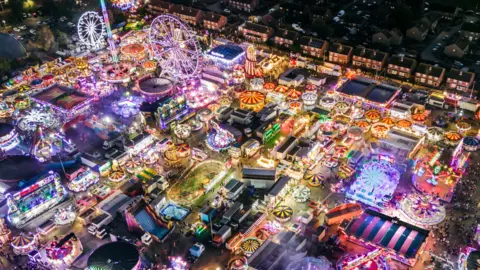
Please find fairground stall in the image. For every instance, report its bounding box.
[7,171,69,228]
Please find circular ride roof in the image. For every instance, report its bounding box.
[87,242,140,270]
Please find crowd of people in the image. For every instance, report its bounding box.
[430,159,480,260]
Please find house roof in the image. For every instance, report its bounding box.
[416,63,445,77]
[279,2,304,11]
[413,18,431,33]
[352,48,387,62]
[170,5,202,17]
[274,28,299,41]
[462,22,480,33]
[311,7,330,16]
[329,43,352,55]
[389,55,416,69]
[424,12,441,24]
[204,12,224,23]
[454,38,470,50]
[298,36,326,49]
[447,68,475,82]
[148,0,171,9]
[242,22,273,34]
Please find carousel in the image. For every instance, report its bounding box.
[306,173,324,187]
[108,169,126,182]
[54,205,77,226]
[239,91,265,112]
[120,43,146,60]
[396,119,413,130]
[347,126,364,141]
[45,233,82,268]
[274,85,288,94]
[142,60,156,72]
[445,131,463,146]
[334,145,349,158]
[333,101,350,114]
[427,127,444,142]
[288,101,302,114]
[354,119,371,131]
[319,96,335,109]
[463,136,480,152]
[286,89,301,100]
[365,109,381,122]
[457,121,472,133]
[124,158,142,174]
[17,108,59,132]
[371,123,390,138]
[292,185,311,203]
[301,92,317,106]
[381,117,395,126]
[250,78,264,91]
[263,82,276,92]
[174,124,192,140]
[11,233,38,255]
[273,205,293,222]
[240,238,262,256]
[255,228,270,241]
[305,84,317,92]
[399,193,446,227]
[323,154,339,168]
[412,113,426,122]
[218,95,233,107]
[228,256,248,270]
[163,142,191,168]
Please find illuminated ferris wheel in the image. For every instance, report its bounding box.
[77,11,106,48]
[149,15,200,80]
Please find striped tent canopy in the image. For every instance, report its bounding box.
[273,205,293,221]
[219,95,233,106]
[334,101,349,113]
[263,82,276,91]
[11,233,36,248]
[457,121,471,132]
[255,229,270,240]
[275,85,288,93]
[239,91,265,104]
[354,119,371,130]
[445,132,462,142]
[306,174,324,187]
[412,113,426,122]
[397,119,413,129]
[365,109,381,122]
[334,145,349,158]
[240,238,261,254]
[287,89,301,100]
[228,256,248,270]
[381,117,395,126]
[305,84,318,92]
[207,103,221,112]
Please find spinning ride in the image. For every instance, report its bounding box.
[273,205,293,222]
[399,193,446,227]
[11,233,38,255]
[149,15,200,80]
[346,160,400,208]
[112,95,144,118]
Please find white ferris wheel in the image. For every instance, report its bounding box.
[149,15,200,80]
[77,11,106,48]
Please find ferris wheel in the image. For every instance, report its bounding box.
[149,15,200,80]
[77,11,106,48]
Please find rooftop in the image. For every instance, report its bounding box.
[275,28,299,41]
[447,68,475,82]
[207,44,245,61]
[336,77,400,105]
[352,48,387,62]
[242,22,273,34]
[416,63,445,77]
[389,55,416,69]
[329,43,353,55]
[298,36,327,49]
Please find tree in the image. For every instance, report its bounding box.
[311,19,333,38]
[35,26,55,52]
[8,0,24,22]
[0,59,10,77]
[391,5,414,32]
[55,30,68,47]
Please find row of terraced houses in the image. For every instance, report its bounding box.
[237,22,475,93]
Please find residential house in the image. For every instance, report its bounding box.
[424,12,440,31]
[443,38,470,59]
[461,22,480,41]
[274,29,299,48]
[446,69,475,92]
[229,0,258,12]
[406,19,431,41]
[429,1,460,20]
[203,12,227,30]
[328,43,353,65]
[262,9,285,29]
[387,55,417,79]
[239,22,274,43]
[352,48,388,71]
[298,36,329,59]
[170,5,204,26]
[310,7,332,22]
[147,0,173,15]
[414,63,446,88]
[279,2,305,23]
[372,29,403,46]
